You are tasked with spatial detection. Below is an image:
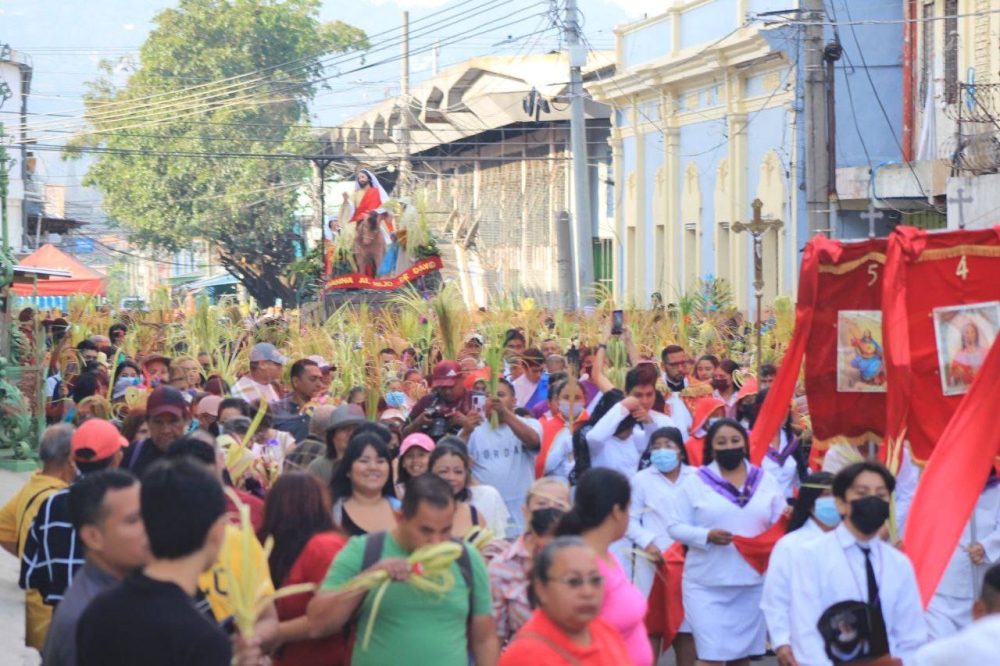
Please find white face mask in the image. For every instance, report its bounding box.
[559,400,584,421]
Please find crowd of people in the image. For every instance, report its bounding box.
[0,315,998,666]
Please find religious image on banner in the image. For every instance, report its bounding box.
[933,301,1000,396]
[837,310,886,392]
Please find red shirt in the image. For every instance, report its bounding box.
[225,490,265,533]
[273,532,348,666]
[499,610,634,666]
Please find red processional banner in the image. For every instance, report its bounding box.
[750,236,888,464]
[883,226,1000,463]
[323,255,443,292]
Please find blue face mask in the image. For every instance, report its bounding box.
[386,391,407,408]
[650,448,680,474]
[559,400,584,421]
[813,496,842,527]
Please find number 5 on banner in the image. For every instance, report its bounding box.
[956,255,969,280]
[867,263,878,286]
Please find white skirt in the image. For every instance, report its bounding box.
[682,578,766,661]
[926,593,974,641]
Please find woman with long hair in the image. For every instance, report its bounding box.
[693,355,719,383]
[329,432,399,537]
[428,438,488,538]
[761,472,837,666]
[260,472,348,666]
[668,419,786,666]
[568,389,627,485]
[555,467,653,666]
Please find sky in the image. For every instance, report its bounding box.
[0,0,664,202]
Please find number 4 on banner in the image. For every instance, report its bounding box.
[956,255,969,280]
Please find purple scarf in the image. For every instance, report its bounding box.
[765,435,800,466]
[698,464,764,508]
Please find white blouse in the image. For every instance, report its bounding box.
[668,460,786,586]
[761,518,827,649]
[628,464,696,550]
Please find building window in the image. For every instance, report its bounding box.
[593,238,613,293]
[944,0,958,104]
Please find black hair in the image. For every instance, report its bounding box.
[702,418,749,466]
[68,469,138,531]
[109,323,128,339]
[514,407,532,418]
[696,354,719,369]
[71,372,103,405]
[760,363,778,378]
[113,360,142,383]
[787,472,835,533]
[718,359,740,376]
[532,535,588,585]
[570,389,626,484]
[529,507,565,537]
[354,421,393,447]
[625,364,659,394]
[76,339,100,353]
[982,563,1000,612]
[217,397,251,418]
[832,461,896,499]
[76,455,119,475]
[555,467,630,536]
[504,329,526,347]
[379,348,398,357]
[289,358,319,381]
[141,459,226,560]
[638,426,687,471]
[165,436,217,467]
[401,473,455,519]
[661,345,685,362]
[427,437,473,502]
[498,377,515,396]
[329,432,395,502]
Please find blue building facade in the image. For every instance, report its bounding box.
[588,0,904,309]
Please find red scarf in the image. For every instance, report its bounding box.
[731,515,790,574]
[645,543,686,647]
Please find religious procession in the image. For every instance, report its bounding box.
[4,0,1000,665]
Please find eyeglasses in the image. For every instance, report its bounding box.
[552,574,604,590]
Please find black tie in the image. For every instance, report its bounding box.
[860,546,890,657]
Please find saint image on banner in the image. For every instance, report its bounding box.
[837,311,886,392]
[933,301,1000,396]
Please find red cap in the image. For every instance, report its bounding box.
[72,419,128,463]
[147,386,189,419]
[432,361,462,388]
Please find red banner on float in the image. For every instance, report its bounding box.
[883,226,1000,463]
[323,255,443,292]
[751,236,887,464]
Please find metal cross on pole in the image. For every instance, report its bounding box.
[861,202,884,240]
[732,199,783,378]
[953,187,973,229]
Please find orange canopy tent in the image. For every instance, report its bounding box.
[11,244,106,297]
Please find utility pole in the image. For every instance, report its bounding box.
[399,11,412,195]
[803,0,831,238]
[565,0,594,309]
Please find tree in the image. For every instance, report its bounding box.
[69,0,366,306]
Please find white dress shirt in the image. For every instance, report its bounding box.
[667,460,786,586]
[762,518,828,649]
[934,484,1000,600]
[789,523,927,665]
[628,464,696,550]
[908,614,1000,666]
[585,404,677,477]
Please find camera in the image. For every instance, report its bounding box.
[423,406,448,440]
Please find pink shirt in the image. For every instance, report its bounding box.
[597,555,653,666]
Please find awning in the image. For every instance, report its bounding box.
[11,244,106,296]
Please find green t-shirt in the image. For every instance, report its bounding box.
[322,532,492,666]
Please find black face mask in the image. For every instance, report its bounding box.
[849,496,890,536]
[715,447,745,471]
[711,378,730,391]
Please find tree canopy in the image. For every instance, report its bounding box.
[70,0,367,305]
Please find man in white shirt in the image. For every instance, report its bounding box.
[232,342,287,404]
[585,366,679,477]
[789,462,926,665]
[661,344,693,436]
[910,563,1000,665]
[461,379,541,538]
[511,348,545,409]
